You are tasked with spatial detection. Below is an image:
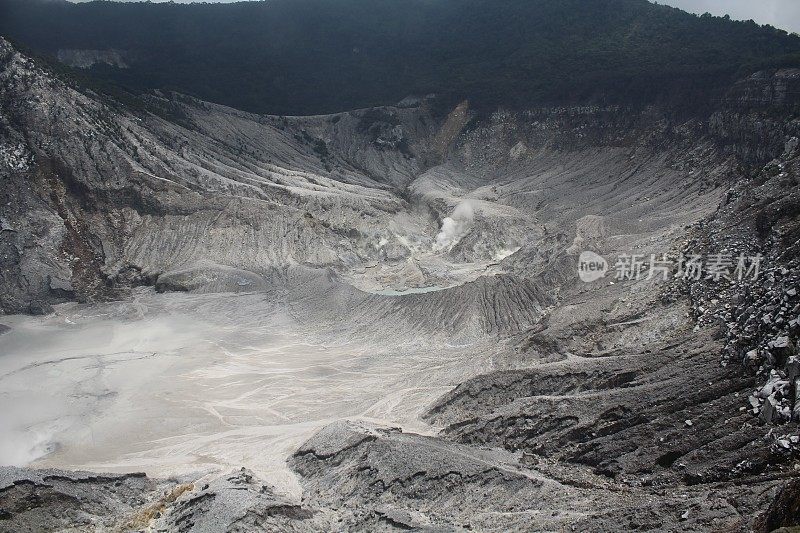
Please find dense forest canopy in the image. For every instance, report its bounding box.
[1,0,800,115]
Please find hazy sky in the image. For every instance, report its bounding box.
[68,0,800,34]
[657,0,800,33]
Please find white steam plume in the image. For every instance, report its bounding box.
[434,200,474,251]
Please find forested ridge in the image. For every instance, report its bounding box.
[2,0,800,115]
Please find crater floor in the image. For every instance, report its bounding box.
[0,289,499,496]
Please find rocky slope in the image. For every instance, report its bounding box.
[1,35,800,532]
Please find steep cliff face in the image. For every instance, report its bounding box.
[0,37,433,314]
[4,34,796,317]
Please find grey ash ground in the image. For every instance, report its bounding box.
[1,37,800,532]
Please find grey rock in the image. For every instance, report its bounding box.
[795,381,800,421]
[153,468,317,533]
[786,356,800,383]
[760,396,778,424]
[380,242,411,263]
[769,336,796,364]
[27,301,53,316]
[0,466,166,532]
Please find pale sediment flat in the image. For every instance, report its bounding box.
[0,288,497,496]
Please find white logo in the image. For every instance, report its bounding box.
[578,251,608,282]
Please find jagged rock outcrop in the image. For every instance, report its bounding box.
[290,420,543,530]
[151,468,320,533]
[56,49,129,70]
[0,467,168,532]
